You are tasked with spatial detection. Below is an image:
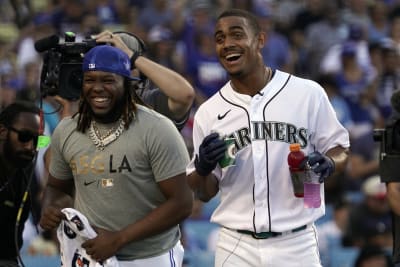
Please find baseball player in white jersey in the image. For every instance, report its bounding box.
[186,9,350,267]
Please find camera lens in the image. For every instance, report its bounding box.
[59,63,82,100]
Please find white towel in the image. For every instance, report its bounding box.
[57,208,120,267]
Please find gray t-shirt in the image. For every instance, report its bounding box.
[50,105,190,260]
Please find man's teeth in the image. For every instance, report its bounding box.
[94,97,109,102]
[226,53,240,59]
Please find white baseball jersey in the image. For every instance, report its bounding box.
[57,208,120,267]
[187,70,350,233]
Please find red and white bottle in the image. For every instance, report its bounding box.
[287,143,306,198]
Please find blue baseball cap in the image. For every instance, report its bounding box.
[82,45,139,80]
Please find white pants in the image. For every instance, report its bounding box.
[215,225,321,267]
[118,241,184,267]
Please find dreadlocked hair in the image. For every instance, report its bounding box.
[75,78,142,132]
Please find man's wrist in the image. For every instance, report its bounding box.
[194,155,212,177]
[130,51,140,69]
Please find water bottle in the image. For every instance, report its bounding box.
[303,169,321,208]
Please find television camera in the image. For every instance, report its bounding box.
[374,90,400,181]
[35,32,100,100]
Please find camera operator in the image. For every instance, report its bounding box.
[94,30,195,131]
[377,90,400,265]
[37,30,195,131]
[40,31,196,202]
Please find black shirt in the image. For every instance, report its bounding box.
[0,170,32,261]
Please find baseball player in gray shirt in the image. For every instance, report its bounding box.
[40,45,193,266]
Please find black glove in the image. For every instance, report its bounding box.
[195,133,227,176]
[306,151,335,183]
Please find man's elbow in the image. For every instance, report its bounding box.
[181,85,195,108]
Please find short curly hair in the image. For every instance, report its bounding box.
[0,101,40,127]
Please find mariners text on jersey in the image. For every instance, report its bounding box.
[227,121,308,151]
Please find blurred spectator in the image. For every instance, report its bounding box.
[0,76,19,110]
[291,0,325,35]
[386,173,400,265]
[231,0,254,11]
[270,0,303,33]
[173,0,216,64]
[51,0,89,36]
[373,38,400,120]
[341,0,371,33]
[184,25,227,106]
[15,1,58,72]
[333,41,381,139]
[318,74,353,202]
[288,0,325,77]
[367,1,390,43]
[317,198,351,267]
[0,27,19,109]
[345,131,380,192]
[304,1,348,78]
[147,25,182,71]
[256,7,292,72]
[86,0,122,25]
[15,61,60,134]
[388,15,400,55]
[9,0,33,29]
[79,13,103,38]
[318,73,354,130]
[137,0,174,31]
[321,23,373,76]
[344,175,393,248]
[354,244,394,267]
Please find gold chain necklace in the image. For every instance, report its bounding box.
[88,118,125,151]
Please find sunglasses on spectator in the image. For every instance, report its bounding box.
[8,127,39,146]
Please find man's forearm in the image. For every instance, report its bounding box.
[326,146,350,176]
[188,172,219,202]
[135,56,195,115]
[41,184,74,209]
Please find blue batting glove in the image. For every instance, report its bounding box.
[307,151,335,183]
[195,133,227,176]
